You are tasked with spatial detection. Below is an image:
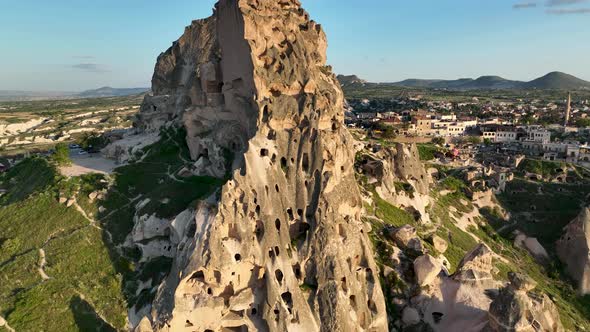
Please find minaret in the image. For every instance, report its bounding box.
[565,92,571,127]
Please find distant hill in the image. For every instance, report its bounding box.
[431,78,476,89]
[393,79,446,88]
[336,75,367,86]
[521,72,590,90]
[462,76,522,90]
[0,90,74,101]
[77,87,149,98]
[389,72,590,90]
[0,87,150,101]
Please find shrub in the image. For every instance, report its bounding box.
[52,143,71,166]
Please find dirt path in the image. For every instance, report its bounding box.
[38,249,50,281]
[0,315,15,332]
[74,203,118,252]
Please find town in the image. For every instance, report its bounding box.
[344,88,590,194]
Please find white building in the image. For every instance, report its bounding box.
[495,131,519,143]
[524,126,551,144]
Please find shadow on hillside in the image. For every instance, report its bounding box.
[96,127,229,314]
[70,295,116,332]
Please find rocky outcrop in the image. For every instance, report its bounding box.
[414,255,442,286]
[386,224,424,255]
[431,235,448,254]
[357,143,432,223]
[358,143,430,196]
[454,244,497,288]
[402,245,564,332]
[513,231,549,264]
[133,0,387,331]
[556,207,590,295]
[102,129,160,164]
[486,272,564,332]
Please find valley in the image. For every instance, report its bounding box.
[0,95,143,156]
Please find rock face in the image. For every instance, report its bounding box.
[387,224,424,254]
[358,144,430,196]
[486,273,564,332]
[405,245,564,332]
[556,207,590,295]
[134,0,387,331]
[357,144,432,223]
[514,231,549,264]
[413,255,442,286]
[454,244,496,287]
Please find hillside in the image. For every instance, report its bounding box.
[461,75,522,89]
[522,71,590,90]
[393,78,447,88]
[77,87,149,98]
[0,129,223,331]
[384,71,590,90]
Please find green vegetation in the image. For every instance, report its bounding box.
[341,81,590,104]
[394,181,415,197]
[518,159,567,178]
[97,127,224,310]
[497,179,590,247]
[0,157,56,204]
[79,132,108,151]
[373,190,416,227]
[52,143,72,166]
[0,95,142,157]
[429,199,477,272]
[425,177,590,329]
[417,144,441,161]
[0,162,127,331]
[471,218,590,330]
[0,126,226,330]
[440,176,465,192]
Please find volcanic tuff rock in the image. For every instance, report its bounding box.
[556,207,590,295]
[357,143,432,223]
[133,0,387,331]
[485,273,564,332]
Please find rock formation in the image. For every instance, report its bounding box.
[556,207,590,295]
[400,244,564,332]
[132,0,387,331]
[486,272,564,332]
[357,143,432,223]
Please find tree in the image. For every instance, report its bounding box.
[576,118,590,128]
[466,136,482,144]
[432,137,445,146]
[79,132,106,151]
[375,122,396,139]
[381,126,396,139]
[52,143,71,166]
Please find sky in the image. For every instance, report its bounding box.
[0,0,589,91]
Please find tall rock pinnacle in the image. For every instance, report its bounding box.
[135,0,387,331]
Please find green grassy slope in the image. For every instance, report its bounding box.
[0,127,226,330]
[0,159,127,331]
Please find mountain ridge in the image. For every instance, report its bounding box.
[338,71,590,90]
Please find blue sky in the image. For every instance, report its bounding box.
[1,0,589,91]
